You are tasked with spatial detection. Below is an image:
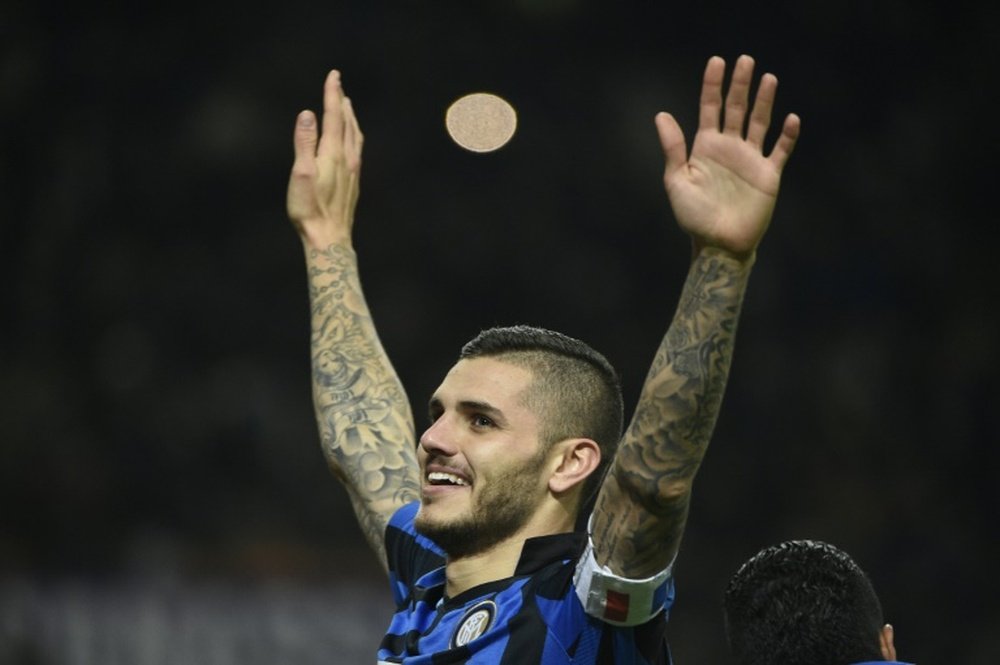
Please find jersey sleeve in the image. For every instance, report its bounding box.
[384,501,447,608]
[572,534,675,627]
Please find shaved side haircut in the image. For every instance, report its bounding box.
[460,325,624,515]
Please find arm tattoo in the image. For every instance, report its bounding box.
[593,249,751,577]
[306,243,420,567]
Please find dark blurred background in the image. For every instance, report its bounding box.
[2,0,997,663]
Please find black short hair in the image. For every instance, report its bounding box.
[723,540,886,665]
[460,325,624,517]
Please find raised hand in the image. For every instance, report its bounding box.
[287,70,364,248]
[288,71,420,569]
[656,55,800,259]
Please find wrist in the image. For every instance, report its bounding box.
[298,222,354,253]
[690,239,757,270]
[691,242,757,273]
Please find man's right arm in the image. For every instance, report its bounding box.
[287,70,420,568]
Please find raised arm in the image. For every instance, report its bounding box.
[591,55,800,578]
[287,70,420,568]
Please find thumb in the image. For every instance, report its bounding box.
[288,110,320,223]
[655,112,687,182]
[293,110,319,167]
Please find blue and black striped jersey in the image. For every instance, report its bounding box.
[378,502,675,664]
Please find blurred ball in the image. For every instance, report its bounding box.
[445,93,517,152]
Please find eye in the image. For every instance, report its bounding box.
[471,414,495,429]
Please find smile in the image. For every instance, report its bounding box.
[427,471,470,487]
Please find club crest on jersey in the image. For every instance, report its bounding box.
[451,600,497,648]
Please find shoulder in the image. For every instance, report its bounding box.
[523,555,675,664]
[386,500,420,533]
[385,501,445,559]
[385,501,446,603]
[381,544,674,664]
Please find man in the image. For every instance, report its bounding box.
[286,55,800,663]
[723,540,913,665]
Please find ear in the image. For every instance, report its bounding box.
[547,438,601,495]
[879,623,897,662]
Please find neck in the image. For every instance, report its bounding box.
[444,537,525,597]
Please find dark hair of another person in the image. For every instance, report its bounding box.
[460,325,624,522]
[723,539,886,665]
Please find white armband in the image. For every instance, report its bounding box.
[573,535,674,627]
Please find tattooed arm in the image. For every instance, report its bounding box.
[591,55,801,578]
[287,71,420,569]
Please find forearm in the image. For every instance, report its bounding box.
[305,239,420,562]
[593,247,752,576]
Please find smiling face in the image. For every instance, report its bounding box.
[413,357,551,558]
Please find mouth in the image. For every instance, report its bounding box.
[426,471,470,487]
[422,467,472,498]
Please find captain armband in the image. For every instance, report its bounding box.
[573,536,674,627]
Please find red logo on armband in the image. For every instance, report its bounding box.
[603,589,630,623]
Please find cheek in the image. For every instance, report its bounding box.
[479,453,544,493]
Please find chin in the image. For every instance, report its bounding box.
[416,495,466,520]
[413,508,478,555]
[413,502,450,534]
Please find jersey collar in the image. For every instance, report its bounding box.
[514,531,588,576]
[427,530,589,611]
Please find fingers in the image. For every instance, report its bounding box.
[318,69,345,159]
[699,54,799,165]
[287,69,362,230]
[655,111,688,181]
[768,113,801,170]
[315,69,363,171]
[745,73,776,148]
[723,54,755,135]
[698,56,726,132]
[342,97,364,171]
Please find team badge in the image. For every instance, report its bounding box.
[451,600,496,648]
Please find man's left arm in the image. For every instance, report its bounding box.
[590,54,801,579]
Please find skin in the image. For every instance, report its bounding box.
[591,54,800,577]
[880,624,897,661]
[415,357,591,592]
[286,56,800,591]
[288,73,420,567]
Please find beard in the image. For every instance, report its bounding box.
[415,447,547,559]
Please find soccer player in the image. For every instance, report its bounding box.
[723,540,913,665]
[286,55,800,663]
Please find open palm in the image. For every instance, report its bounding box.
[657,55,800,258]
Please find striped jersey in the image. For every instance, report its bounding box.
[377,501,675,664]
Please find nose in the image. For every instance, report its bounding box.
[419,415,458,457]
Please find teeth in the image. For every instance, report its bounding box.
[428,471,469,486]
